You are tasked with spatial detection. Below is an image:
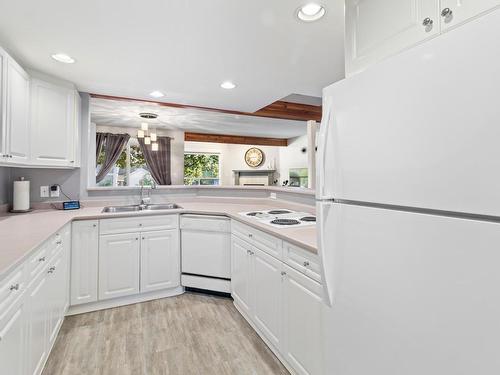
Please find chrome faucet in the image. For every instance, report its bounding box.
[139,179,157,206]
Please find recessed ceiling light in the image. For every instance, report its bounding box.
[149,90,164,98]
[221,81,236,89]
[297,3,325,22]
[51,53,75,64]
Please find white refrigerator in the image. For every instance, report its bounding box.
[317,9,500,375]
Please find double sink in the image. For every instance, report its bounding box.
[102,203,182,213]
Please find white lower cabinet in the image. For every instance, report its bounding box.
[8,226,71,375]
[231,225,324,375]
[252,247,283,351]
[231,235,253,316]
[99,233,141,300]
[0,298,26,375]
[26,271,50,375]
[140,229,180,293]
[70,220,99,305]
[282,265,324,375]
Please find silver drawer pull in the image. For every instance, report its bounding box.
[38,256,46,262]
[56,241,62,245]
[48,266,56,274]
[248,233,253,238]
[441,8,452,18]
[9,283,19,291]
[281,271,287,276]
[303,261,310,267]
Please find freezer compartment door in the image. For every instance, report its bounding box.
[321,203,500,374]
[320,9,500,216]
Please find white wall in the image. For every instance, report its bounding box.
[184,141,281,186]
[278,134,309,184]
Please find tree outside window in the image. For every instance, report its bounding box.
[184,153,220,185]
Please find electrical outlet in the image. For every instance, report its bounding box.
[269,192,277,199]
[50,185,60,198]
[40,186,49,198]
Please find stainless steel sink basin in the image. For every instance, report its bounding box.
[102,203,182,213]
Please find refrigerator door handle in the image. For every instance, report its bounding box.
[317,97,332,199]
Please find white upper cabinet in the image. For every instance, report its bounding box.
[345,0,440,75]
[4,57,30,163]
[30,78,79,167]
[345,0,500,75]
[440,0,500,30]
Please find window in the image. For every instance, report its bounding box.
[184,153,220,185]
[96,138,154,187]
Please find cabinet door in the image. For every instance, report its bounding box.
[47,250,67,347]
[6,58,30,163]
[252,247,283,350]
[30,79,76,167]
[99,233,140,300]
[345,0,440,75]
[26,273,49,375]
[282,265,323,375]
[71,221,99,306]
[231,235,253,316]
[140,229,180,293]
[440,0,500,30]
[0,300,26,375]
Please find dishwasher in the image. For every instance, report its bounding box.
[180,214,231,293]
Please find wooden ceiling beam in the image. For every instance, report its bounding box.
[184,132,288,147]
[90,94,321,122]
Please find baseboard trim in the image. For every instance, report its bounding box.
[66,286,185,315]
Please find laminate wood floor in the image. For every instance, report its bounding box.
[42,292,289,375]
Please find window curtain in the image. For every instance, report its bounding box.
[96,133,130,183]
[138,136,172,185]
[96,132,106,161]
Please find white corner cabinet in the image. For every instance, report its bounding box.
[231,220,324,375]
[0,46,80,168]
[345,0,500,76]
[0,224,70,375]
[70,215,181,313]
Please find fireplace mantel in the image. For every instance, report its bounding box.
[233,169,276,186]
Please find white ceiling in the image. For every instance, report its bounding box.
[91,98,307,138]
[0,0,345,113]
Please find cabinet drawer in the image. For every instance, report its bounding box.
[283,241,321,283]
[180,215,230,232]
[0,265,25,318]
[232,220,283,260]
[100,214,178,234]
[27,244,49,281]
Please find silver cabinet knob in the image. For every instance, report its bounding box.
[422,17,433,27]
[248,233,253,238]
[48,266,56,273]
[93,224,97,227]
[56,241,62,245]
[135,237,139,240]
[9,283,19,291]
[303,261,310,267]
[281,271,287,276]
[441,8,452,17]
[38,256,46,262]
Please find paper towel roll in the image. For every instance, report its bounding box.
[13,178,30,211]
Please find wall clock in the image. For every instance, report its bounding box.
[245,147,264,168]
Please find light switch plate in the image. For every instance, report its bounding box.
[40,186,49,198]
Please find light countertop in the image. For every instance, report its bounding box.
[0,198,317,282]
